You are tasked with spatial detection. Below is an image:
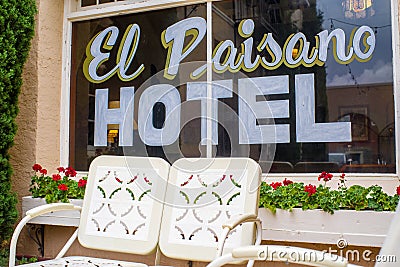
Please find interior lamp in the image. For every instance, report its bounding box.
[343,0,374,19]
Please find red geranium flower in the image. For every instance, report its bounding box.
[304,184,317,196]
[65,167,77,177]
[40,169,48,175]
[270,182,282,190]
[396,185,400,196]
[58,184,68,191]
[52,174,61,181]
[318,171,333,182]
[32,164,42,172]
[57,167,65,173]
[78,179,87,188]
[283,178,293,186]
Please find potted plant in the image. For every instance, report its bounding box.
[22,164,87,226]
[260,173,399,214]
[259,172,400,247]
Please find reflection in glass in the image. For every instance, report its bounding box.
[70,5,206,170]
[81,0,96,7]
[99,0,114,3]
[212,0,394,173]
[71,0,394,174]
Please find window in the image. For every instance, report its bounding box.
[69,0,396,173]
[70,4,206,170]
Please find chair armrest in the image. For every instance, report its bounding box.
[216,213,262,267]
[222,214,258,230]
[26,202,81,218]
[9,203,82,267]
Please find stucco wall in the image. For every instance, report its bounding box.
[35,0,63,168]
[10,2,38,217]
[10,0,64,256]
[11,0,64,196]
[9,1,39,255]
[9,0,400,265]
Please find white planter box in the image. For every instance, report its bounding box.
[22,196,394,247]
[22,196,83,227]
[259,208,394,247]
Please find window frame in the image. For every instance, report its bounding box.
[61,0,400,181]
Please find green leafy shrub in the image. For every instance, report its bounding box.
[30,164,87,203]
[0,246,10,267]
[259,173,400,214]
[0,0,36,250]
[16,256,37,264]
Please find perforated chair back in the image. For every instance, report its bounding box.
[78,156,170,255]
[159,158,262,262]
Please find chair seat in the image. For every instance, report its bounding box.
[20,256,148,267]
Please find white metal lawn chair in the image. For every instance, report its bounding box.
[375,201,400,267]
[204,200,400,267]
[11,155,355,267]
[9,156,170,267]
[159,158,357,267]
[159,157,263,267]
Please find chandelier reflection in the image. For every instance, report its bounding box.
[343,0,375,19]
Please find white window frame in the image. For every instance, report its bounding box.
[61,0,400,184]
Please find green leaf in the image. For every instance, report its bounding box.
[258,178,399,214]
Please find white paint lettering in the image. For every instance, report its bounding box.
[94,87,135,146]
[295,73,352,142]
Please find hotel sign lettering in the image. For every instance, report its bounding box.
[84,17,375,82]
[82,17,376,146]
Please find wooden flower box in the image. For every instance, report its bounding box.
[259,208,394,247]
[22,196,394,246]
[22,196,83,227]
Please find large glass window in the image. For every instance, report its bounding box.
[211,0,394,173]
[70,4,206,170]
[70,0,395,173]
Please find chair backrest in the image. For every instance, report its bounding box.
[78,155,170,255]
[159,158,262,262]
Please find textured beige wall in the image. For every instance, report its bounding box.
[9,1,39,256]
[10,0,64,257]
[10,0,400,264]
[35,0,63,168]
[10,4,38,214]
[11,0,64,194]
